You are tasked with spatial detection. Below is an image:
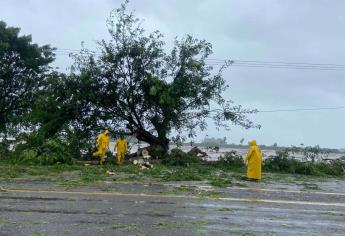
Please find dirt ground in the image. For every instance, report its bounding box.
[1,176,345,236]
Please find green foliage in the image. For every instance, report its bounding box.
[147,164,216,182]
[286,145,323,163]
[27,72,99,160]
[31,73,95,144]
[104,149,114,163]
[311,161,345,176]
[161,148,203,167]
[0,142,10,160]
[37,139,74,165]
[0,20,54,133]
[215,151,245,169]
[162,168,204,181]
[13,137,74,165]
[263,155,300,173]
[264,150,344,176]
[209,178,232,188]
[64,129,95,160]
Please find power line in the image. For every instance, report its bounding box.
[55,52,345,71]
[56,48,80,52]
[55,48,345,67]
[53,48,345,71]
[205,58,345,68]
[206,60,345,71]
[55,48,345,66]
[212,64,345,71]
[258,106,345,113]
[52,48,345,114]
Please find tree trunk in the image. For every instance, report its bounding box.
[132,128,169,158]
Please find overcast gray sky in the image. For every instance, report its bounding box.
[1,0,345,148]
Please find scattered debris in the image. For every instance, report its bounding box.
[130,149,154,169]
[206,146,220,153]
[144,161,153,168]
[142,149,151,159]
[188,146,207,157]
[132,157,154,170]
[0,186,7,192]
[322,157,345,164]
[83,160,99,165]
[106,170,116,176]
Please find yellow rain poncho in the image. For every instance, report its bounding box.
[115,137,128,165]
[245,140,262,180]
[92,130,110,164]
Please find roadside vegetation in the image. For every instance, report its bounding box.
[0,146,343,189]
[0,1,344,186]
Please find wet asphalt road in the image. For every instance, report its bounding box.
[0,181,345,236]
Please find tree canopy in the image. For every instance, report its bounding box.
[69,1,258,153]
[0,21,54,135]
[1,1,258,159]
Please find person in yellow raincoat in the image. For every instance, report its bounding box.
[245,140,262,180]
[92,130,110,164]
[114,135,128,165]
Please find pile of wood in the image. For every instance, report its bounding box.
[131,148,154,170]
[133,159,153,170]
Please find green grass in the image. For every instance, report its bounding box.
[0,157,343,190]
[218,208,233,212]
[31,220,49,225]
[300,182,320,191]
[174,185,195,192]
[263,156,345,177]
[0,218,17,228]
[0,162,140,185]
[144,163,236,186]
[135,234,152,236]
[110,223,138,230]
[152,220,210,235]
[0,160,239,189]
[200,190,222,198]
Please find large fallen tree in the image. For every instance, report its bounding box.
[68,1,258,155]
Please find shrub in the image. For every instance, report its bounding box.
[161,169,204,181]
[37,139,74,165]
[64,130,94,160]
[263,155,299,173]
[161,148,203,167]
[213,151,245,169]
[264,151,344,176]
[17,149,38,163]
[0,142,10,160]
[13,139,74,165]
[311,161,344,176]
